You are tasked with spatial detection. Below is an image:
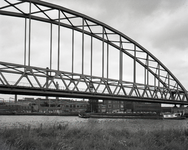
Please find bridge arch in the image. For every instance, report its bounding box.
[0,0,187,104]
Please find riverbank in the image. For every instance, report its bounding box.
[0,112,78,116]
[0,120,188,150]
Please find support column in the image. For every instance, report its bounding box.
[15,94,17,103]
[50,23,53,71]
[72,29,74,74]
[90,36,93,77]
[56,82,59,99]
[133,45,136,83]
[49,99,50,108]
[46,67,49,101]
[102,27,105,78]
[82,18,84,75]
[24,18,27,66]
[144,54,149,85]
[28,1,31,66]
[119,36,123,81]
[57,10,60,71]
[107,44,109,79]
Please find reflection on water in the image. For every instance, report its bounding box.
[0,115,188,131]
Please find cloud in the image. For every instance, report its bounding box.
[147,2,188,51]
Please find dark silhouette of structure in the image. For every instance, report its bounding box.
[0,0,188,105]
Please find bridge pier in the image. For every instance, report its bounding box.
[15,94,17,103]
[180,104,185,108]
[56,82,59,107]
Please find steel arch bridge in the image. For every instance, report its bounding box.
[0,0,187,105]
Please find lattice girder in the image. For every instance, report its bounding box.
[0,61,187,104]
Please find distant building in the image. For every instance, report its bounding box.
[91,100,162,113]
[2,96,188,116]
[34,98,88,114]
[0,102,32,114]
[94,100,124,113]
[98,100,124,113]
[61,100,88,113]
[161,107,172,113]
[132,102,161,113]
[88,99,99,113]
[0,98,88,114]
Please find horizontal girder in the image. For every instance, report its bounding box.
[1,85,188,105]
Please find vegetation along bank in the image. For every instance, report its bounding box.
[0,121,188,150]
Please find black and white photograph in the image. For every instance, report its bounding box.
[0,0,188,149]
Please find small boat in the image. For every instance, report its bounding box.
[89,113,162,119]
[162,112,186,119]
[78,112,90,118]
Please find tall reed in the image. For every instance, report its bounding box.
[0,121,188,150]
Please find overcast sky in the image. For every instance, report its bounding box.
[1,0,188,100]
[43,0,188,88]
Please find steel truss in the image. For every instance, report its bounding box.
[0,61,187,104]
[0,0,187,104]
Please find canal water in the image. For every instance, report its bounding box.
[0,115,188,132]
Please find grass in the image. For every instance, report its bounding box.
[0,120,188,150]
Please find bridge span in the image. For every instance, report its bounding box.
[0,0,188,105]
